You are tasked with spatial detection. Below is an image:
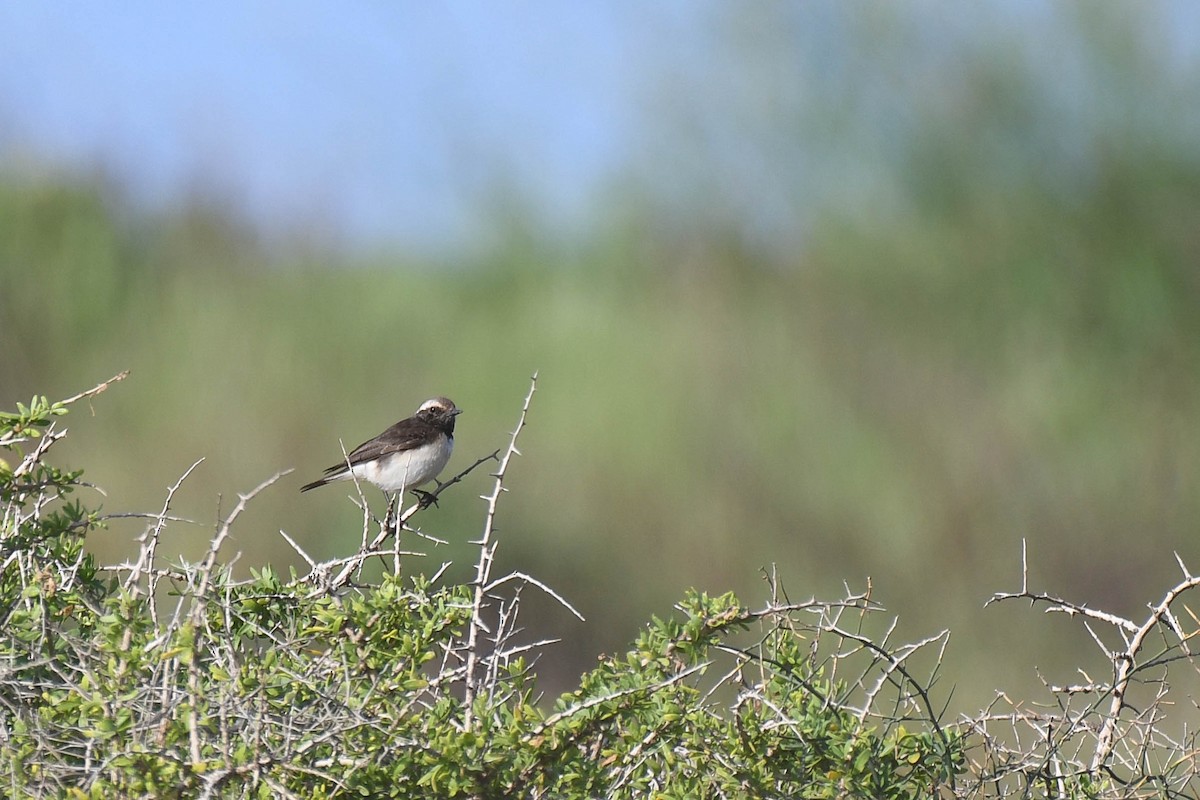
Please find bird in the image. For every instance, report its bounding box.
[300,396,462,500]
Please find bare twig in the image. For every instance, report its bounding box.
[125,458,206,611]
[1091,573,1200,770]
[484,571,585,622]
[61,370,130,408]
[464,374,538,726]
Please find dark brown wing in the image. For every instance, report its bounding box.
[321,418,434,473]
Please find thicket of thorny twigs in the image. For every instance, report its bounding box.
[3,375,1200,798]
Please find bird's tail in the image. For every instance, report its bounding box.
[299,477,330,493]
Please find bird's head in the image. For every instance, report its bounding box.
[416,396,462,432]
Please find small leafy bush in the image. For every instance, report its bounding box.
[7,375,1197,798]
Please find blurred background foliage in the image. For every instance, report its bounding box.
[3,5,1200,710]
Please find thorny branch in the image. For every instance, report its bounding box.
[464,373,540,726]
[13,376,1200,797]
[982,540,1200,792]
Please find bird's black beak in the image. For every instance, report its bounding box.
[452,408,464,416]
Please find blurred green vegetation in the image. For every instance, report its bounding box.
[3,6,1200,712]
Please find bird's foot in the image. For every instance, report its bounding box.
[412,488,440,509]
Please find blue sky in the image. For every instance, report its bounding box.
[2,3,1197,255]
[0,3,648,252]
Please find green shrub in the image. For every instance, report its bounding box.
[9,376,1198,798]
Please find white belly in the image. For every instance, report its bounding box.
[349,437,452,492]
